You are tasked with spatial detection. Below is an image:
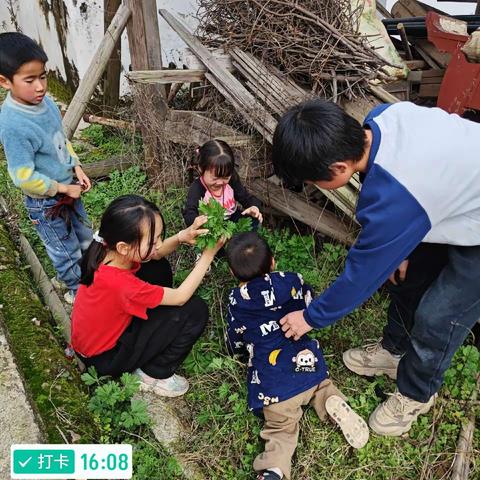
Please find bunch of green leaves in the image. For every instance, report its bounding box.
[195,198,252,250]
[81,367,151,443]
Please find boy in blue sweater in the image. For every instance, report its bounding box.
[272,99,480,437]
[226,232,368,480]
[0,32,92,304]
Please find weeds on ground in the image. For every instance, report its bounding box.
[81,368,151,443]
[0,121,478,479]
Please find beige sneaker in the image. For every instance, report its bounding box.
[325,395,369,449]
[369,389,437,436]
[343,340,401,380]
[63,290,76,305]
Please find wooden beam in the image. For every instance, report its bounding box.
[128,69,207,84]
[376,2,392,18]
[369,84,401,103]
[127,0,168,176]
[83,113,135,131]
[63,3,131,138]
[82,156,136,178]
[159,9,278,142]
[82,110,253,147]
[103,0,122,111]
[248,178,357,245]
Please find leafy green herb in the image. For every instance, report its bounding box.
[195,199,252,250]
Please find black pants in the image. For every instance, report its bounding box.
[381,243,480,402]
[81,258,208,379]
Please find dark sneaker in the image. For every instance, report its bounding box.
[257,470,282,480]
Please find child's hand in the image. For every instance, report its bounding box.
[178,215,209,245]
[242,206,263,223]
[203,237,225,257]
[58,183,82,199]
[74,166,92,192]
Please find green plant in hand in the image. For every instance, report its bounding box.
[81,367,151,443]
[195,199,252,250]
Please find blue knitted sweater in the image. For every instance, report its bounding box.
[0,93,79,198]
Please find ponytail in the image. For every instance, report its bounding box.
[80,240,107,286]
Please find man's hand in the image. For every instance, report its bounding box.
[178,215,209,245]
[389,259,409,285]
[74,166,92,192]
[241,206,263,223]
[280,309,312,340]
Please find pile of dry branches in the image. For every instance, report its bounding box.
[198,0,391,98]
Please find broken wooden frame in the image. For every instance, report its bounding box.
[62,2,396,244]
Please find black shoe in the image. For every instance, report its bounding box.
[257,470,282,480]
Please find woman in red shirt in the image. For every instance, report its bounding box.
[71,194,222,397]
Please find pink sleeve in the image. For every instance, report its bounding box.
[123,277,165,319]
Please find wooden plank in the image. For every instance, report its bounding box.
[128,69,207,84]
[450,375,479,480]
[228,48,359,219]
[82,110,253,147]
[83,113,135,131]
[377,2,392,18]
[63,3,131,139]
[248,178,357,245]
[369,84,401,103]
[82,156,136,178]
[415,39,451,68]
[159,9,278,139]
[405,59,427,69]
[127,0,167,176]
[418,83,441,97]
[391,1,443,69]
[103,0,122,111]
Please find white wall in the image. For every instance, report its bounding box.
[0,0,199,94]
[1,0,477,95]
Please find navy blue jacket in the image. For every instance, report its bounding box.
[226,272,328,413]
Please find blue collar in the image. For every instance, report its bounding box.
[4,92,48,115]
[360,104,392,181]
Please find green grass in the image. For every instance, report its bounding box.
[0,120,478,479]
[0,219,98,443]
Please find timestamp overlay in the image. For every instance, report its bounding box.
[11,444,132,479]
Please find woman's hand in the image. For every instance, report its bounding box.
[241,206,263,223]
[178,215,209,245]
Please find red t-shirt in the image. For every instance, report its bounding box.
[71,263,164,357]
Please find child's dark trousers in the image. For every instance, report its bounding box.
[81,258,208,379]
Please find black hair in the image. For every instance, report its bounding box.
[272,99,366,186]
[0,32,48,80]
[196,139,235,178]
[80,194,165,286]
[226,232,273,282]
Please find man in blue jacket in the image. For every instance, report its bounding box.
[272,99,480,436]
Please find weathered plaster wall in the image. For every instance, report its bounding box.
[1,0,476,95]
[0,0,199,94]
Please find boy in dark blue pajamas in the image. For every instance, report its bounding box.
[225,232,368,480]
